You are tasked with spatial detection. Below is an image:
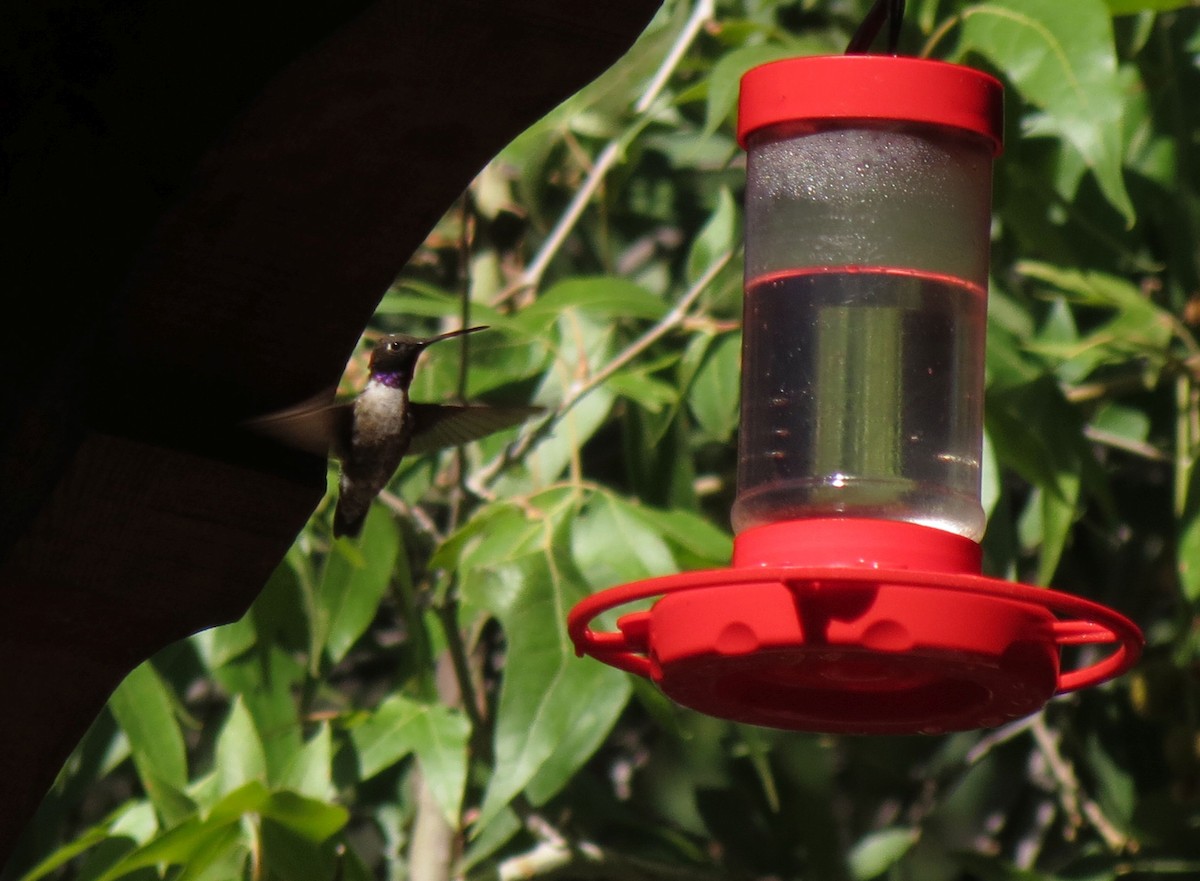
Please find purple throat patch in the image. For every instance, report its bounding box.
[372,371,406,389]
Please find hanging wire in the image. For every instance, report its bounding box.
[845,0,906,54]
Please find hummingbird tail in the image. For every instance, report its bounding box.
[332,503,367,539]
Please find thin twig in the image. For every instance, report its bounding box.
[491,0,716,306]
[1082,425,1169,462]
[474,834,728,881]
[1029,714,1130,853]
[377,489,442,540]
[964,714,1039,767]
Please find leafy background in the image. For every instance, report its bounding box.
[7,0,1200,878]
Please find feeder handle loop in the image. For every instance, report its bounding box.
[568,566,1144,695]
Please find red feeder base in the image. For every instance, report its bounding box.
[568,520,1143,734]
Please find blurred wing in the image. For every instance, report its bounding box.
[407,403,542,455]
[245,393,353,460]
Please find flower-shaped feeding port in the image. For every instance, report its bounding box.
[568,56,1143,735]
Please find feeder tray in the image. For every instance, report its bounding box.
[569,520,1142,734]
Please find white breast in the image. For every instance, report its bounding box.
[353,380,408,442]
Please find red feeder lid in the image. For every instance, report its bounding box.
[738,55,1004,155]
[569,520,1142,735]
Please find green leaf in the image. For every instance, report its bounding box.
[314,504,399,664]
[1091,403,1151,444]
[108,663,189,817]
[1178,463,1200,601]
[16,824,115,881]
[352,694,470,825]
[1104,0,1194,12]
[686,187,738,286]
[654,507,734,567]
[847,828,919,880]
[258,822,335,881]
[190,615,257,670]
[260,791,348,842]
[280,723,335,801]
[687,331,742,441]
[92,813,243,881]
[461,807,523,874]
[987,378,1091,583]
[520,276,669,323]
[1085,731,1135,828]
[452,497,631,829]
[981,429,1001,520]
[1017,261,1173,384]
[958,0,1135,224]
[570,491,678,590]
[212,647,304,786]
[604,368,680,413]
[508,310,617,489]
[703,42,822,138]
[213,697,267,796]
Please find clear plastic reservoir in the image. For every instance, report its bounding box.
[733,61,1001,540]
[734,265,986,538]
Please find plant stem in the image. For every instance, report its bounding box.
[409,766,456,881]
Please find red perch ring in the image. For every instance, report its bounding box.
[568,520,1143,734]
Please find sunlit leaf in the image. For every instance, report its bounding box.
[687,188,738,285]
[520,276,670,323]
[847,827,919,880]
[703,40,830,138]
[260,791,349,842]
[688,331,742,441]
[571,490,678,590]
[1105,0,1194,12]
[214,697,267,796]
[352,695,470,825]
[280,723,335,802]
[313,504,399,665]
[450,496,631,829]
[958,0,1135,223]
[108,663,189,821]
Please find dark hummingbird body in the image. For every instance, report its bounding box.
[332,326,482,537]
[248,325,540,539]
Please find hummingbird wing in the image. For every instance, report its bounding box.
[245,394,353,460]
[406,403,543,455]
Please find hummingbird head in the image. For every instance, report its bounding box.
[367,325,488,388]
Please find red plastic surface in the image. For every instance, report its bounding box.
[569,520,1143,734]
[738,55,1003,154]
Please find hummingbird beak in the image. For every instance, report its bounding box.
[422,325,489,347]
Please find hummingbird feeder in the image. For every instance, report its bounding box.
[568,55,1143,734]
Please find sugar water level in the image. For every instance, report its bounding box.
[733,268,987,539]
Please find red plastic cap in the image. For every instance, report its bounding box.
[738,55,1003,155]
[731,517,981,571]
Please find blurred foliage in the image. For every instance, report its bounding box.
[10,0,1200,879]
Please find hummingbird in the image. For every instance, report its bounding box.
[249,325,540,538]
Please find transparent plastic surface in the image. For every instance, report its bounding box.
[745,125,993,287]
[733,268,986,539]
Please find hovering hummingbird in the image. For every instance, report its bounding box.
[249,325,540,538]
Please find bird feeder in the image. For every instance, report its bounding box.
[568,56,1143,735]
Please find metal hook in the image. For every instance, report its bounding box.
[845,0,906,55]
